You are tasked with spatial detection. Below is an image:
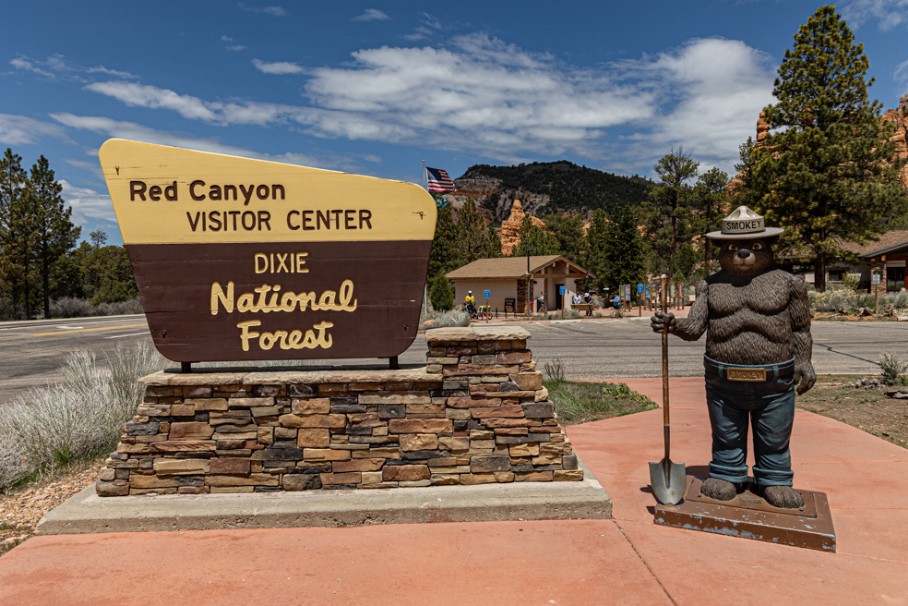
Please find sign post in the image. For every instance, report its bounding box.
[873,271,881,314]
[100,139,437,365]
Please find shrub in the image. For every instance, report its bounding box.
[423,309,470,328]
[543,357,566,383]
[810,288,908,314]
[49,296,144,318]
[0,342,165,490]
[562,307,582,319]
[879,352,906,386]
[95,297,144,316]
[429,272,454,312]
[50,296,95,318]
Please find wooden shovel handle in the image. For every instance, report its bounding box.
[660,275,670,431]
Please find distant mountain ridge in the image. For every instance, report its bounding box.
[449,160,651,224]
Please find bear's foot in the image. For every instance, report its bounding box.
[700,478,738,501]
[761,485,804,509]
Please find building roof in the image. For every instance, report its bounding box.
[840,230,908,259]
[446,255,591,280]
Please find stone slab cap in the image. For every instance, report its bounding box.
[140,366,440,387]
[426,326,531,344]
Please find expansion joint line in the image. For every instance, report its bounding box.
[613,519,678,606]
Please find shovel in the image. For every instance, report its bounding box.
[649,274,687,505]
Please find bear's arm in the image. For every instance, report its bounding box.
[789,274,816,394]
[671,280,709,341]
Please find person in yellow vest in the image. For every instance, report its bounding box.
[464,290,476,317]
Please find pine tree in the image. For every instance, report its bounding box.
[736,5,907,292]
[28,155,81,317]
[602,206,647,293]
[428,204,459,278]
[641,149,700,280]
[454,199,498,266]
[691,167,730,276]
[512,214,559,257]
[582,209,610,291]
[0,148,29,318]
[542,213,585,261]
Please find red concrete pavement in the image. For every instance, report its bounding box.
[0,377,905,605]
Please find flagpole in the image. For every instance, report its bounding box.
[422,160,430,315]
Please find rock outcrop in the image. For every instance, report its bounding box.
[499,200,546,256]
[733,93,908,191]
[882,93,908,188]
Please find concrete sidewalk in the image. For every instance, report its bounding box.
[1,377,905,605]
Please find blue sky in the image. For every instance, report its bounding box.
[3,1,908,245]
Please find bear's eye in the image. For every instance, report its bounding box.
[752,242,764,251]
[726,243,737,252]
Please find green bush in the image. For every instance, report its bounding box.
[879,352,906,386]
[429,272,454,311]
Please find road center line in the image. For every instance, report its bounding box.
[34,323,146,337]
[104,332,149,339]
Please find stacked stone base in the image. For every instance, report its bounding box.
[97,326,582,496]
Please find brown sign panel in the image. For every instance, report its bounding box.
[100,139,437,362]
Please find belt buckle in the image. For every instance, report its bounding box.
[726,367,767,382]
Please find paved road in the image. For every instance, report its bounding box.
[522,317,908,380]
[0,315,151,403]
[2,315,906,403]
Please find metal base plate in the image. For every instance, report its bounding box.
[653,476,836,552]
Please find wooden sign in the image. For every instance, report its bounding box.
[100,139,437,363]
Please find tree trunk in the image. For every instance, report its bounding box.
[814,252,827,293]
[43,246,51,319]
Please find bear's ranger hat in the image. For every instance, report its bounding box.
[706,205,784,240]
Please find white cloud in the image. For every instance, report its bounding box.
[49,113,323,168]
[9,54,138,82]
[238,3,287,17]
[60,180,116,224]
[252,59,305,75]
[51,113,264,158]
[221,34,247,52]
[613,38,775,173]
[404,13,444,41]
[895,58,908,86]
[10,57,55,79]
[842,0,908,30]
[75,34,775,175]
[300,33,654,159]
[353,8,390,22]
[0,114,68,145]
[84,81,219,121]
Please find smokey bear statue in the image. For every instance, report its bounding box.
[652,206,815,509]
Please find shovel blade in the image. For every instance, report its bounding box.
[649,460,687,505]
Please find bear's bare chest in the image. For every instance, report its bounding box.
[708,273,790,317]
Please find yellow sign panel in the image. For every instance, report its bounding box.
[99,139,437,245]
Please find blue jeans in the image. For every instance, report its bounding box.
[703,355,796,487]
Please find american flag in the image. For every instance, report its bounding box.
[425,166,456,193]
